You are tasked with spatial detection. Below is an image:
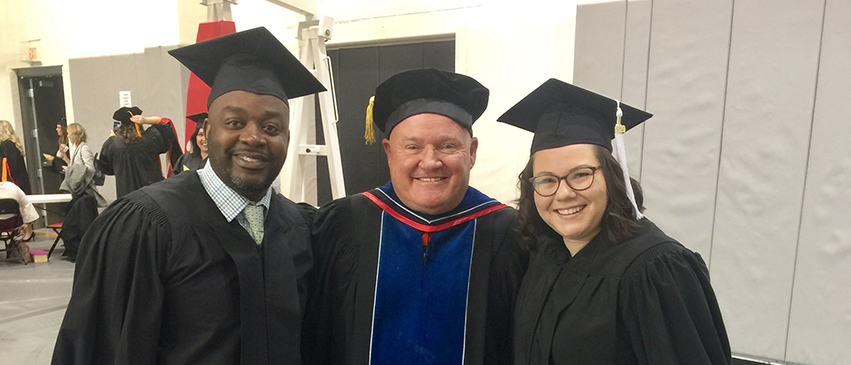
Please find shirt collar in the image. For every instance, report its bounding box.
[197,161,272,222]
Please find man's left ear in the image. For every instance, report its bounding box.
[469,137,478,168]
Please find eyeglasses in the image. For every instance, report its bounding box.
[529,166,601,197]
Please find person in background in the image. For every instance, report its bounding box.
[0,120,32,194]
[173,112,208,175]
[0,180,39,264]
[66,123,96,171]
[303,68,528,364]
[57,123,104,262]
[53,27,325,364]
[97,107,179,198]
[499,79,731,365]
[43,122,70,174]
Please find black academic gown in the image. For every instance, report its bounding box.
[0,140,31,194]
[303,191,528,365]
[514,218,731,365]
[52,172,313,365]
[98,124,175,198]
[172,152,205,175]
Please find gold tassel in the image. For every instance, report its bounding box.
[615,101,626,134]
[128,110,142,137]
[364,95,376,145]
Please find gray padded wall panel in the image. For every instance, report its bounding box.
[574,0,650,189]
[620,0,651,180]
[641,0,732,260]
[785,1,851,363]
[711,0,824,360]
[573,1,648,187]
[574,2,626,98]
[69,47,187,203]
[575,1,851,363]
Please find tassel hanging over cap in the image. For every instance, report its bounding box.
[128,110,142,137]
[364,95,376,145]
[613,100,644,220]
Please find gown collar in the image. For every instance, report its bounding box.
[360,181,506,232]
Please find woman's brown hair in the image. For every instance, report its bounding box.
[115,123,141,143]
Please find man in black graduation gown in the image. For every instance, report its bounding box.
[98,107,181,198]
[52,27,326,364]
[303,69,528,365]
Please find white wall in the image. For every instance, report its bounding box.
[321,0,579,203]
[6,1,849,364]
[0,0,187,132]
[228,0,582,204]
[1,0,592,205]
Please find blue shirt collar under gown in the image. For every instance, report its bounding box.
[366,181,505,227]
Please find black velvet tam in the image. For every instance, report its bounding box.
[113,106,143,124]
[372,68,489,136]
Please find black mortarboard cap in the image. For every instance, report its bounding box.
[498,79,652,153]
[186,112,208,133]
[113,106,143,124]
[371,68,489,136]
[168,27,326,108]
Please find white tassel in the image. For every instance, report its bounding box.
[614,100,644,220]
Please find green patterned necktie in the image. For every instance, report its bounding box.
[243,203,265,244]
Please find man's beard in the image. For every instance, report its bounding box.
[226,167,275,194]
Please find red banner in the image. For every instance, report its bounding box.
[183,21,236,151]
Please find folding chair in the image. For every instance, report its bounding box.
[47,222,63,258]
[0,199,23,255]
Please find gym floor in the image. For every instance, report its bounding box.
[0,229,74,364]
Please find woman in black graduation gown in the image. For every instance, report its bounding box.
[499,79,731,365]
[0,120,32,194]
[173,112,208,175]
[99,107,177,198]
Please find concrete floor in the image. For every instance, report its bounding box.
[0,230,74,364]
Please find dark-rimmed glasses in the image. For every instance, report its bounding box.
[529,166,601,196]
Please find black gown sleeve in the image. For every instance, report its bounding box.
[302,198,356,365]
[483,212,529,364]
[52,196,171,364]
[146,120,181,167]
[97,139,115,176]
[619,244,732,365]
[1,140,31,194]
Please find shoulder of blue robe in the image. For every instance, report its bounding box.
[361,182,508,231]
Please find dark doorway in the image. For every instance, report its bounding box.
[315,39,455,206]
[16,66,67,225]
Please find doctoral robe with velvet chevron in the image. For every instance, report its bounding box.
[304,183,528,365]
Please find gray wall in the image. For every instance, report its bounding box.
[68,46,188,202]
[575,1,849,364]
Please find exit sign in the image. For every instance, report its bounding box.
[20,39,41,63]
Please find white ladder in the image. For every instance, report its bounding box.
[280,16,345,205]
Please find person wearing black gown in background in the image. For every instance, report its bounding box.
[499,79,731,365]
[303,69,528,365]
[0,120,31,194]
[52,27,326,364]
[97,106,179,198]
[43,122,70,174]
[173,112,208,175]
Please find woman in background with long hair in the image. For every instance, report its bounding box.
[99,106,177,198]
[0,120,32,194]
[44,122,70,174]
